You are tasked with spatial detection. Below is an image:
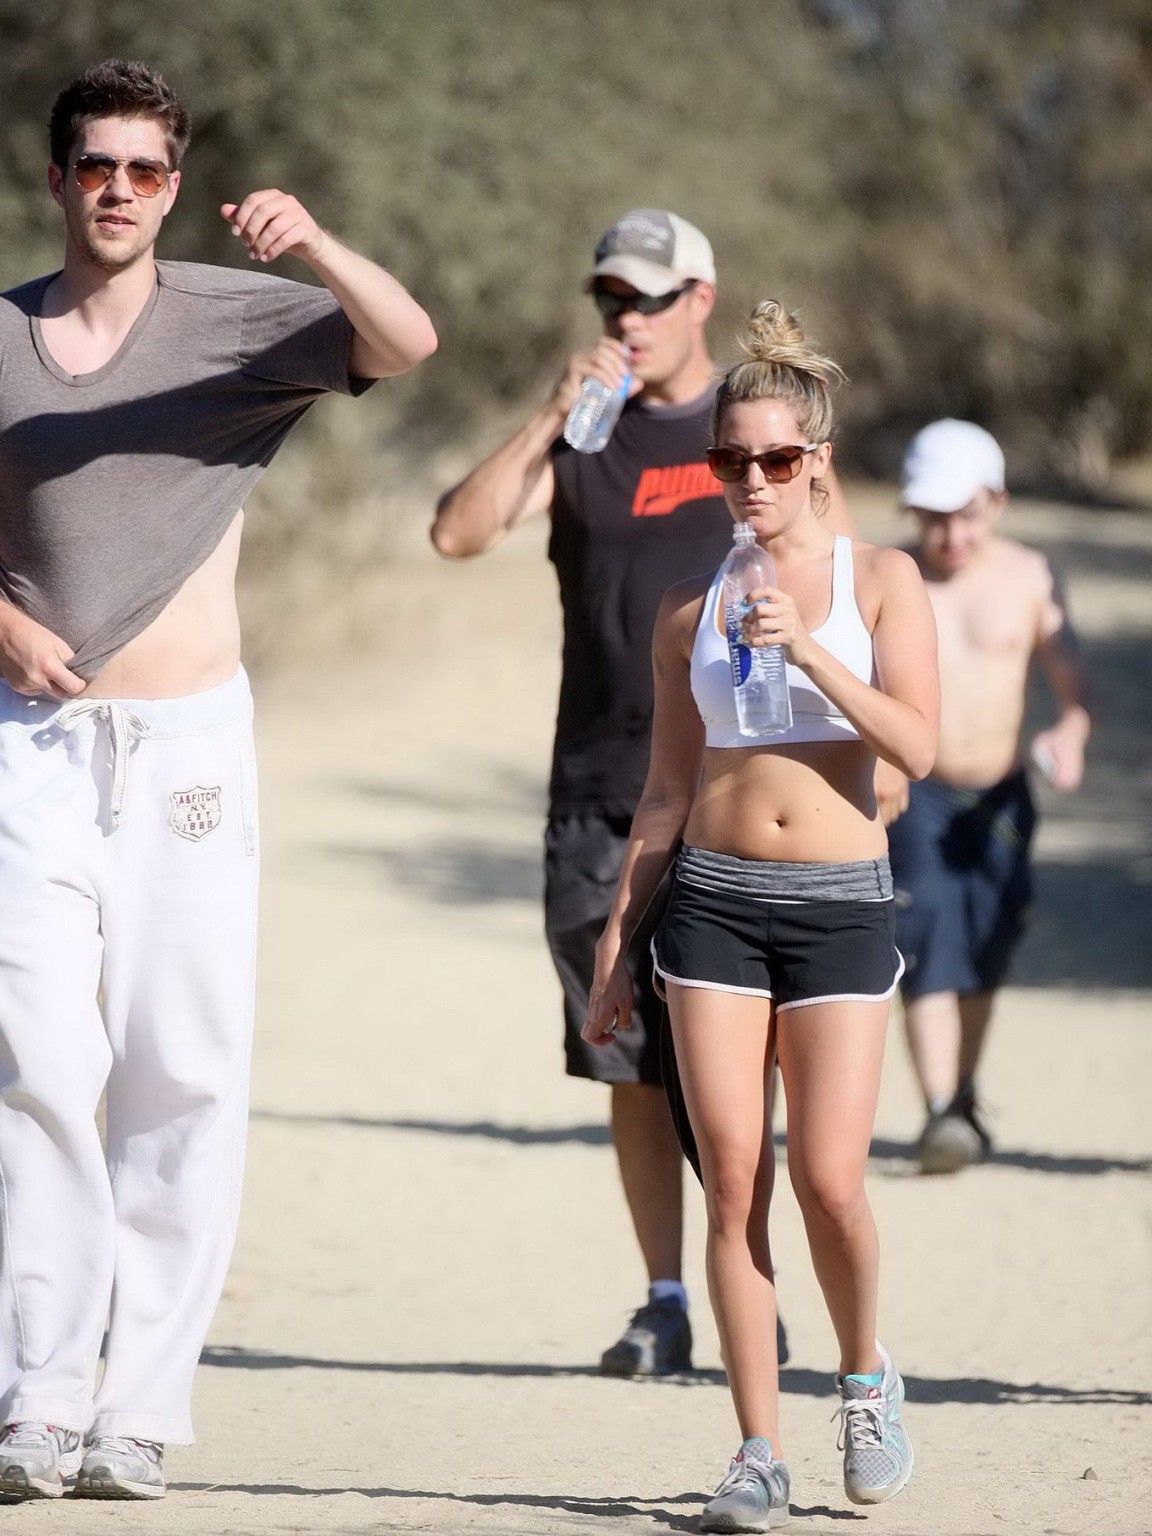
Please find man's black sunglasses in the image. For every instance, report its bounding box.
[592,281,697,320]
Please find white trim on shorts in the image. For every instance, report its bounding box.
[651,940,904,1010]
[774,951,906,1011]
[654,964,771,1001]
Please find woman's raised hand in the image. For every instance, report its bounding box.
[741,586,814,667]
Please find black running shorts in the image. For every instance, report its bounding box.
[653,874,904,1011]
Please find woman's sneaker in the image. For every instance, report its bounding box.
[834,1343,914,1505]
[0,1422,83,1499]
[700,1440,791,1532]
[74,1436,166,1499]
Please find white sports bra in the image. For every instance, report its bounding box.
[690,535,874,748]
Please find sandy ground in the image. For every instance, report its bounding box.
[25,493,1152,1534]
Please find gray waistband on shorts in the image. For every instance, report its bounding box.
[678,844,893,903]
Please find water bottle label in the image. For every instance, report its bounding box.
[724,603,752,686]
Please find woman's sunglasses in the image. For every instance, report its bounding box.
[706,443,819,484]
[592,280,696,320]
[72,154,172,198]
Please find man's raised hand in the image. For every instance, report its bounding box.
[221,191,327,266]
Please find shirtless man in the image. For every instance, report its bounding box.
[0,59,435,1499]
[876,420,1090,1174]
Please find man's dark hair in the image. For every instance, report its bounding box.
[49,59,191,170]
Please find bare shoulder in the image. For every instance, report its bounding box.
[660,571,713,622]
[991,537,1056,605]
[851,542,926,624]
[656,572,712,661]
[855,541,922,582]
[989,534,1048,577]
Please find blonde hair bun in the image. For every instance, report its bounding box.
[738,300,846,389]
[711,298,847,473]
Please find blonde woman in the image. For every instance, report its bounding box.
[583,303,938,1530]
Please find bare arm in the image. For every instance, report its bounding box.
[745,546,940,779]
[431,337,632,559]
[582,583,707,1045]
[221,193,437,377]
[431,403,562,559]
[1031,560,1090,790]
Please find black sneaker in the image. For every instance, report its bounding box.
[599,1298,692,1376]
[918,1085,992,1175]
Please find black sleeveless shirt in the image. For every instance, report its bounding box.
[548,385,733,817]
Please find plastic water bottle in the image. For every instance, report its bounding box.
[563,369,631,453]
[721,522,792,737]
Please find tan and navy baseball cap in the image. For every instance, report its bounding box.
[900,419,1006,512]
[584,208,716,297]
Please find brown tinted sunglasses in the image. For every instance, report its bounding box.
[73,154,172,198]
[706,443,818,483]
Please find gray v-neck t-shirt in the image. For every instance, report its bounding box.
[0,259,371,679]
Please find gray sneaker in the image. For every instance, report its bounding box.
[834,1343,914,1505]
[0,1422,83,1500]
[918,1087,992,1175]
[700,1444,791,1532]
[599,1298,692,1376]
[74,1435,166,1499]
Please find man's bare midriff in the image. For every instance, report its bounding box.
[932,662,1031,787]
[684,739,887,864]
[82,511,244,700]
[926,541,1042,788]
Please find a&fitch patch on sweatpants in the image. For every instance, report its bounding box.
[170,785,222,841]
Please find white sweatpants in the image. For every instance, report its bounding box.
[0,670,259,1444]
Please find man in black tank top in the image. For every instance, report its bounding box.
[433,211,733,1374]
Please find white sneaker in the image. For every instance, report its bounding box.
[0,1421,83,1500]
[834,1343,914,1505]
[700,1442,791,1531]
[75,1435,166,1499]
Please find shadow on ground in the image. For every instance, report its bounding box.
[250,1109,1150,1176]
[342,763,548,819]
[169,1480,871,1528]
[170,1480,712,1532]
[201,1346,1151,1408]
[323,839,544,906]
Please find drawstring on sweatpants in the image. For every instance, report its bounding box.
[52,700,152,827]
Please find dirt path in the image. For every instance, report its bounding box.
[30,494,1151,1535]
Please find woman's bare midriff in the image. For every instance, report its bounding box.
[683,739,887,864]
[82,513,245,700]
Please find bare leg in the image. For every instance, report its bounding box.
[777,999,889,1376]
[957,991,995,1085]
[903,989,961,1112]
[610,1082,684,1284]
[667,984,780,1448]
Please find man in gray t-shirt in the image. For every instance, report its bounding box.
[0,59,436,1499]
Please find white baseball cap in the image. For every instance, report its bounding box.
[584,208,716,296]
[900,419,1006,513]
